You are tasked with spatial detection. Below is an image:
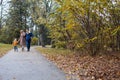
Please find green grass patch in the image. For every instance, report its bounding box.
[36,47,73,56]
[0,43,12,57]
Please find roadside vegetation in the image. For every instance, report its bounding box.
[0,43,12,57]
[36,47,120,80]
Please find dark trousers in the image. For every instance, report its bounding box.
[26,40,31,51]
[14,46,18,51]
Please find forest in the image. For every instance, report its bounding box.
[0,0,120,80]
[0,0,120,55]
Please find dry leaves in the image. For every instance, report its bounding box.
[40,48,120,80]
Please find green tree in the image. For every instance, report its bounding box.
[0,0,29,43]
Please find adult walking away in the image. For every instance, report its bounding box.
[26,29,33,51]
[19,30,26,51]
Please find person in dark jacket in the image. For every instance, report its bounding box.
[25,29,33,51]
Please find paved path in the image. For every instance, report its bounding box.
[0,47,66,80]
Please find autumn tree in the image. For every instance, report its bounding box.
[48,0,120,55]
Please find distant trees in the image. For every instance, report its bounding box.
[8,0,29,29]
[0,0,3,29]
[0,0,29,43]
[27,0,56,47]
[0,0,120,55]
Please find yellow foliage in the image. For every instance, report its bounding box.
[112,26,120,36]
[76,43,84,48]
[36,17,46,24]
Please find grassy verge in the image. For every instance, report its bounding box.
[36,47,120,80]
[0,43,12,57]
[36,47,73,56]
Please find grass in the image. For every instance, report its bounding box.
[36,47,73,56]
[0,43,12,57]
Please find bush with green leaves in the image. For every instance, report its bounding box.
[31,37,38,45]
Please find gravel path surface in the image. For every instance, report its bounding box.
[0,47,66,80]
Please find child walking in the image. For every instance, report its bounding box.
[12,38,18,52]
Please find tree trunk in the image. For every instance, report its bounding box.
[39,24,45,47]
[117,31,120,50]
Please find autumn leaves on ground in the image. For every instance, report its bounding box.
[37,47,120,80]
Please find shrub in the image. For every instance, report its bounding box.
[31,37,38,45]
[55,41,67,49]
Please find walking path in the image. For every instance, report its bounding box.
[0,47,66,80]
